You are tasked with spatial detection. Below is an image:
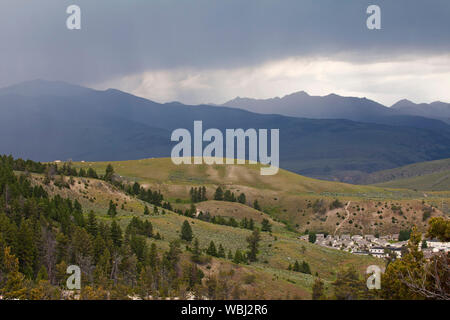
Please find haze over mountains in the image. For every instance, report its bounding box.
[1,80,450,182]
[223,91,450,126]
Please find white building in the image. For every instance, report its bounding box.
[369,247,387,258]
[426,241,450,253]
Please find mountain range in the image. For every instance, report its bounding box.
[1,79,450,182]
[391,99,450,124]
[223,91,450,126]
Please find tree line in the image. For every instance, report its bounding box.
[0,155,251,299]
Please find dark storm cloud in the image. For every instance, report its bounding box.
[0,0,449,87]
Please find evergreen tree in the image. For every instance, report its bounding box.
[253,199,261,211]
[87,167,98,178]
[214,187,224,201]
[246,228,261,262]
[104,164,115,182]
[180,220,193,242]
[217,244,225,258]
[301,261,311,274]
[86,211,98,236]
[36,265,49,281]
[261,218,272,232]
[224,190,232,202]
[78,168,86,177]
[248,218,255,230]
[16,220,36,277]
[201,186,207,201]
[191,238,201,263]
[206,241,217,257]
[238,193,246,204]
[107,200,117,217]
[144,205,150,215]
[110,220,123,247]
[132,182,141,195]
[241,218,249,229]
[233,249,243,264]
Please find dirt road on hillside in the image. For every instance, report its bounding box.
[334,201,351,235]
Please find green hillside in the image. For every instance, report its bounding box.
[26,172,380,299]
[365,158,450,189]
[72,158,449,235]
[3,155,447,300]
[375,170,450,191]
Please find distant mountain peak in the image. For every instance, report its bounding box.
[391,99,416,108]
[284,90,309,98]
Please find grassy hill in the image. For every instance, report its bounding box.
[71,158,449,235]
[364,158,450,188]
[27,171,381,299]
[374,171,450,191]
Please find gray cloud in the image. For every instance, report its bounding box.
[0,0,449,95]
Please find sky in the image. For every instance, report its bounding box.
[1,0,450,106]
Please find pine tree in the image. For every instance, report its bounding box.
[144,205,150,215]
[144,220,153,237]
[110,220,123,247]
[214,187,224,201]
[201,186,207,201]
[78,168,86,177]
[246,228,261,262]
[132,182,141,195]
[238,193,246,204]
[301,261,311,274]
[86,211,98,236]
[293,260,300,272]
[107,200,117,217]
[180,220,193,242]
[224,190,232,202]
[191,238,201,263]
[104,164,114,182]
[217,244,225,258]
[2,247,27,299]
[248,218,255,230]
[87,167,98,178]
[253,199,261,211]
[206,241,217,257]
[16,219,36,277]
[148,243,159,269]
[261,218,272,232]
[241,218,249,229]
[233,249,243,264]
[36,265,49,281]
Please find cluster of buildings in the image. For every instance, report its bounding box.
[299,233,450,259]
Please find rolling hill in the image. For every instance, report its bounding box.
[374,171,450,191]
[25,167,381,299]
[72,158,450,235]
[361,159,450,190]
[363,158,450,191]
